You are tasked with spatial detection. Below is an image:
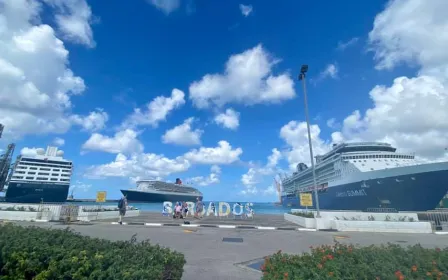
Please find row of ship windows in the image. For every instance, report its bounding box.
[21,158,72,166]
[12,176,70,181]
[16,166,71,172]
[343,154,412,160]
[14,171,70,177]
[18,162,73,169]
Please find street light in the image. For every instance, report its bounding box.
[298,65,321,218]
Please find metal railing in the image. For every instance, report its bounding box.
[417,209,448,231]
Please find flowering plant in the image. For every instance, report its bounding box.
[261,243,448,279]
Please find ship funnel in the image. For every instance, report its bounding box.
[175,178,182,185]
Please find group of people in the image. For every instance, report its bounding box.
[173,198,214,219]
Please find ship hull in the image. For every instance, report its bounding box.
[282,164,448,211]
[121,189,203,203]
[5,181,70,203]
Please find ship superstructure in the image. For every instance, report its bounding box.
[6,146,73,203]
[281,142,448,211]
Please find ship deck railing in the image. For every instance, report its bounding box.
[416,210,448,231]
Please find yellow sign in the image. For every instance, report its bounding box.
[96,191,107,203]
[300,193,313,207]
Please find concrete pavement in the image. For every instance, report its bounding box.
[11,222,448,280]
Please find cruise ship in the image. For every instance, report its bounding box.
[281,142,448,211]
[5,146,73,203]
[121,178,203,202]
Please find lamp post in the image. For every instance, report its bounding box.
[298,65,321,218]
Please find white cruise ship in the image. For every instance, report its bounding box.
[281,142,448,211]
[6,146,73,203]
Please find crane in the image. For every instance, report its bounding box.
[0,124,16,192]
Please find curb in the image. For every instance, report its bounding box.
[109,222,319,231]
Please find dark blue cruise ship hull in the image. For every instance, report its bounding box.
[121,190,203,203]
[282,169,448,211]
[5,182,70,203]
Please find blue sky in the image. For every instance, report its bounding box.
[1,0,447,202]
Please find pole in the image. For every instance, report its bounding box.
[301,75,321,218]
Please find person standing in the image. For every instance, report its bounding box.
[118,195,127,225]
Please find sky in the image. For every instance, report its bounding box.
[1,0,448,202]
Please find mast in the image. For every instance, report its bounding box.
[0,124,16,192]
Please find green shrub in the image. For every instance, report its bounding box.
[289,212,314,218]
[261,242,448,280]
[0,224,185,279]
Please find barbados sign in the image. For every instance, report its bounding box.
[162,201,254,218]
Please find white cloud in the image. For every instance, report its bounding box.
[214,108,240,130]
[280,121,330,170]
[368,0,448,73]
[162,117,203,146]
[122,88,185,128]
[239,4,253,17]
[20,147,39,157]
[326,118,340,129]
[183,140,243,165]
[82,129,144,155]
[0,0,98,140]
[148,0,181,14]
[240,148,282,195]
[330,0,448,162]
[336,37,359,51]
[69,180,91,194]
[86,152,190,179]
[53,137,65,146]
[188,165,221,186]
[70,109,109,132]
[43,0,96,47]
[189,44,295,108]
[319,63,338,80]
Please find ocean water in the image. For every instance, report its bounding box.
[70,201,292,215]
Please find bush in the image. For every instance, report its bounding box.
[290,212,314,218]
[261,243,448,279]
[0,224,185,279]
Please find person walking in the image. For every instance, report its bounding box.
[118,195,127,225]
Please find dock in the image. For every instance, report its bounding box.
[98,211,299,228]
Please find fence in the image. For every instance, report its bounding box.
[417,209,448,231]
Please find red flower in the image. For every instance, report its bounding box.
[411,265,417,272]
[260,264,265,271]
[284,272,289,279]
[395,270,402,276]
[327,254,334,260]
[317,263,323,269]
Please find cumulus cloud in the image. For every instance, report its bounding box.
[162,117,203,146]
[331,0,448,162]
[0,0,99,140]
[70,109,109,132]
[20,147,39,157]
[188,165,221,186]
[86,152,190,179]
[82,129,144,155]
[183,141,243,165]
[189,44,295,108]
[214,108,240,130]
[240,148,282,195]
[319,64,338,80]
[122,88,185,129]
[148,0,181,14]
[43,0,96,47]
[53,137,65,146]
[239,4,253,17]
[280,121,330,170]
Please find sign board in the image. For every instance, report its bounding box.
[300,193,313,207]
[96,191,107,203]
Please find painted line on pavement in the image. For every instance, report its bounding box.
[257,226,276,230]
[298,228,318,232]
[144,223,163,226]
[181,224,199,227]
[435,231,448,235]
[218,225,237,229]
